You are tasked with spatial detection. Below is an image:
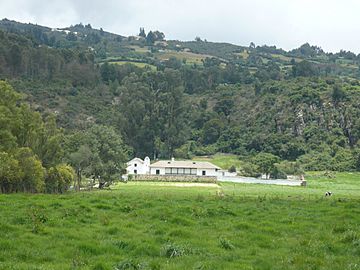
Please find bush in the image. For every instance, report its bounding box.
[174,142,196,159]
[228,165,236,173]
[270,166,287,179]
[239,162,261,178]
[192,144,217,156]
[274,160,304,176]
[252,153,280,179]
[297,151,333,171]
[46,164,75,193]
[0,152,23,193]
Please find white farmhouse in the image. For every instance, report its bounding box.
[126,157,150,175]
[125,157,236,178]
[149,158,221,176]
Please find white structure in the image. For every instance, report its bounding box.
[149,158,221,177]
[125,157,237,178]
[126,157,150,175]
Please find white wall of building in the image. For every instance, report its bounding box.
[196,168,218,176]
[150,167,165,175]
[149,167,221,177]
[126,157,150,175]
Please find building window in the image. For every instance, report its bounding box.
[156,169,160,175]
[134,163,137,167]
[134,170,137,174]
[164,168,197,175]
[202,170,206,176]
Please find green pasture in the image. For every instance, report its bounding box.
[154,50,211,65]
[0,172,359,270]
[110,61,156,70]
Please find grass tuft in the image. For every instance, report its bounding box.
[219,237,235,250]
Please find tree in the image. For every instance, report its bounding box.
[85,125,128,184]
[146,31,156,45]
[69,145,92,191]
[292,61,319,77]
[66,32,77,41]
[46,164,75,193]
[202,119,224,145]
[354,147,360,171]
[9,44,22,75]
[252,152,280,179]
[332,85,346,105]
[214,95,235,118]
[153,31,165,41]
[15,148,45,193]
[65,125,128,188]
[139,27,146,38]
[0,152,23,193]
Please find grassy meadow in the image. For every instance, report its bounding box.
[110,61,157,70]
[192,154,244,170]
[0,173,360,270]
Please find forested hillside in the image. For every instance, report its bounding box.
[1,18,360,190]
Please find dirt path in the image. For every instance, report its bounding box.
[218,176,304,186]
[147,182,220,188]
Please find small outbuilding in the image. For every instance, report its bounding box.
[126,157,150,175]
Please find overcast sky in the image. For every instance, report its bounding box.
[1,0,360,53]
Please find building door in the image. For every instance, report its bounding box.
[202,170,206,176]
[134,170,137,174]
[156,169,160,175]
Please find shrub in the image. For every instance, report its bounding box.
[27,206,48,233]
[0,152,23,193]
[228,165,236,173]
[239,162,261,178]
[46,164,75,193]
[270,166,287,179]
[15,148,45,193]
[297,151,333,171]
[274,160,304,176]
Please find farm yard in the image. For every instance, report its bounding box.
[0,173,359,270]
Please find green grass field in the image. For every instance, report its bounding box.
[110,61,157,70]
[154,50,212,65]
[0,173,359,270]
[193,153,243,170]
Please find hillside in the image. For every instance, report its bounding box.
[1,18,360,177]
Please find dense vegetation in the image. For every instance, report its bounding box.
[0,174,359,269]
[1,18,360,192]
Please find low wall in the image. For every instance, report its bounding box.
[130,174,217,183]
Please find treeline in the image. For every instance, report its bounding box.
[0,30,97,85]
[1,21,360,180]
[0,81,129,193]
[98,62,360,172]
[0,81,73,193]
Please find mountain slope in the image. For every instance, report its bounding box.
[1,18,360,172]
